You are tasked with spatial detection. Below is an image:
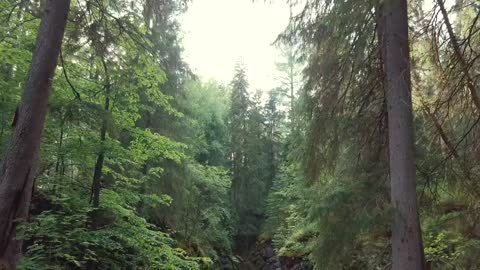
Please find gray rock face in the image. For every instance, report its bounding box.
[235,240,308,270]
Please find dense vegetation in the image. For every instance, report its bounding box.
[0,0,479,269]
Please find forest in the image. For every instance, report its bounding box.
[0,0,479,269]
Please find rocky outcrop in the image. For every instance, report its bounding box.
[236,240,309,270]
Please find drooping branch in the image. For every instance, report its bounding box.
[437,0,480,112]
[60,48,81,100]
[421,102,459,158]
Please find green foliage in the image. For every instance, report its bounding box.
[0,2,38,152]
[181,80,230,166]
[0,1,235,269]
[3,0,480,269]
[262,161,307,250]
[424,232,463,265]
[227,64,286,249]
[261,0,480,269]
[137,78,235,264]
[179,163,234,258]
[17,192,200,270]
[129,128,187,165]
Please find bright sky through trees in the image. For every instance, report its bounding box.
[180,0,291,90]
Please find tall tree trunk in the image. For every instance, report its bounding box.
[381,0,425,269]
[90,55,110,209]
[86,62,110,270]
[0,1,70,269]
[90,85,110,208]
[288,2,296,131]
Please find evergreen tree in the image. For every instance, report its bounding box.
[228,62,251,250]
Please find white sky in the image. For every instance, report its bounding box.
[180,0,291,90]
[179,0,459,91]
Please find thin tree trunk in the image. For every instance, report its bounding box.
[90,87,110,208]
[381,1,425,269]
[55,123,65,174]
[89,55,110,209]
[437,0,480,112]
[53,117,65,195]
[0,124,4,143]
[288,3,296,131]
[0,1,70,269]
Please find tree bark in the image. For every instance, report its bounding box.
[381,0,425,269]
[0,1,70,269]
[90,56,111,209]
[90,85,110,208]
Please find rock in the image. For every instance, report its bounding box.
[234,239,311,269]
[264,246,275,258]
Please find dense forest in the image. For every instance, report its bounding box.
[0,0,479,269]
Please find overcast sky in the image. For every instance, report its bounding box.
[180,0,291,90]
